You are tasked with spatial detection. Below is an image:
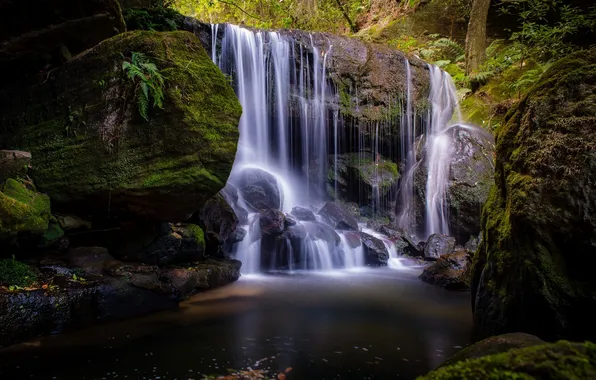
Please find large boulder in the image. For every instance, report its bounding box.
[419,341,596,380]
[233,168,282,211]
[471,50,596,342]
[318,202,359,231]
[290,206,317,221]
[445,125,494,243]
[412,126,494,244]
[0,0,126,84]
[327,153,399,217]
[0,31,242,222]
[0,179,50,237]
[419,249,470,290]
[423,233,455,260]
[361,232,389,266]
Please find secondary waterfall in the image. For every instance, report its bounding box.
[210,24,462,273]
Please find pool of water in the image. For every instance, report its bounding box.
[0,267,472,379]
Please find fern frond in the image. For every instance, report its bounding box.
[434,60,451,68]
[138,90,150,121]
[122,51,166,121]
[470,71,495,83]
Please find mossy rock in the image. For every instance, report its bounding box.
[419,341,596,380]
[471,49,596,342]
[0,31,242,221]
[0,179,51,237]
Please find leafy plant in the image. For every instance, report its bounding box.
[0,256,37,288]
[122,52,166,121]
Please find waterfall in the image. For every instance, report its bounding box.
[424,65,461,237]
[213,24,361,274]
[211,24,462,272]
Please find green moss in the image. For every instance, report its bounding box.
[184,224,205,247]
[0,258,38,287]
[471,49,596,341]
[419,341,596,380]
[0,31,242,220]
[0,179,51,236]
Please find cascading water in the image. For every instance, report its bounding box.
[424,66,461,237]
[211,24,464,273]
[397,64,462,239]
[213,24,364,274]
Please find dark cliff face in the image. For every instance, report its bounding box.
[471,48,596,342]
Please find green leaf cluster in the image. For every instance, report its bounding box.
[122,52,166,121]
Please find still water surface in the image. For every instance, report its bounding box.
[0,268,472,379]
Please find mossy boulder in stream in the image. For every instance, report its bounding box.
[419,341,596,379]
[0,179,50,237]
[0,31,242,221]
[470,49,596,342]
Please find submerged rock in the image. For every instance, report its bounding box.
[0,31,242,221]
[420,341,596,380]
[419,250,470,290]
[471,49,596,342]
[423,234,455,260]
[361,232,389,266]
[318,202,359,231]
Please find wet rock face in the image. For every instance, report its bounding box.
[412,126,494,244]
[419,249,470,290]
[471,49,596,342]
[445,126,494,243]
[259,209,286,235]
[361,232,389,266]
[327,153,399,217]
[0,247,241,347]
[318,202,359,231]
[0,31,242,222]
[290,206,316,221]
[234,168,282,211]
[423,234,456,260]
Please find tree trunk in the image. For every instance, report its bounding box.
[333,0,358,33]
[465,0,491,75]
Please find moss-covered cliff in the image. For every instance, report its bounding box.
[0,30,242,221]
[470,49,596,341]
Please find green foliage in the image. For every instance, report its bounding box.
[172,0,367,33]
[122,52,165,121]
[124,7,183,31]
[499,0,596,62]
[508,63,551,96]
[0,179,51,236]
[0,257,37,287]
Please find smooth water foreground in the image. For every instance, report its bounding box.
[0,269,472,380]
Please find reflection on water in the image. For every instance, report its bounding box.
[0,268,472,379]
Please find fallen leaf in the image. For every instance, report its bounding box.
[277,374,286,380]
[285,367,292,374]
